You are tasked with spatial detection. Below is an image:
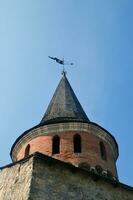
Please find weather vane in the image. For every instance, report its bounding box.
[48,56,74,76]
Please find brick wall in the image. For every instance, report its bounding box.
[16,130,117,177]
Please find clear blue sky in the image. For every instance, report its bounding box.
[0,0,133,186]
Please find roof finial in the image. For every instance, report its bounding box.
[62,65,67,76]
[48,56,74,76]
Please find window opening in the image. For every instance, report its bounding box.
[100,141,107,161]
[52,135,60,154]
[25,144,30,157]
[74,134,81,153]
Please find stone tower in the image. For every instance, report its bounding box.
[0,73,133,200]
[11,73,118,178]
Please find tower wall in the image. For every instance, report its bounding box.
[11,122,118,178]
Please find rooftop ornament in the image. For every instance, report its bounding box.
[48,56,74,76]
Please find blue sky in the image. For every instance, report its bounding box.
[0,0,133,186]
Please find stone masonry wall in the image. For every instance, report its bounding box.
[0,157,33,200]
[30,153,133,200]
[0,153,132,200]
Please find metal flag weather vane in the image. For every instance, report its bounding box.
[48,56,74,76]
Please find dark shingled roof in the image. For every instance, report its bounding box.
[40,74,89,124]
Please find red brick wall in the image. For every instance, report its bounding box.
[16,131,117,177]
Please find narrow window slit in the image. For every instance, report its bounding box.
[74,134,81,153]
[100,141,107,161]
[25,144,30,157]
[52,135,60,154]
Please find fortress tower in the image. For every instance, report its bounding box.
[11,73,118,179]
[0,73,133,200]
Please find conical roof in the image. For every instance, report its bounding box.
[40,74,89,124]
